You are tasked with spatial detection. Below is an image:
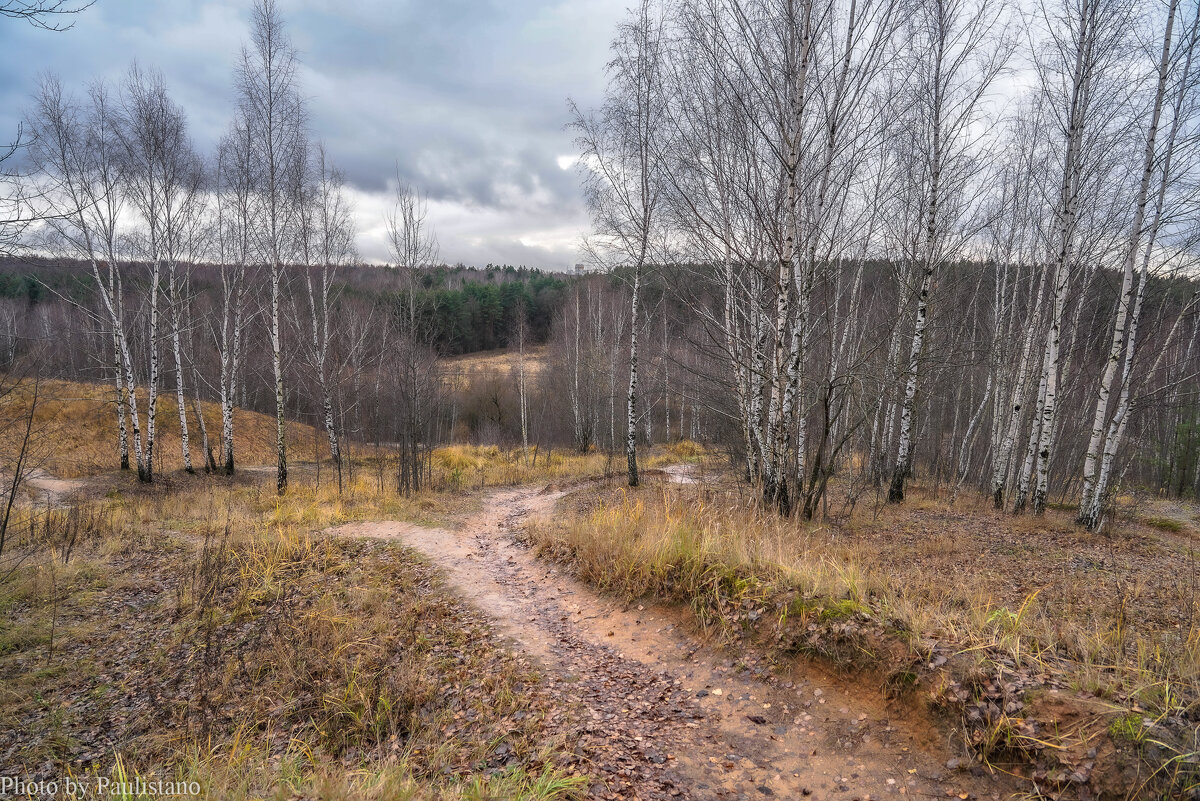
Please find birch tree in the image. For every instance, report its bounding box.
[513,300,531,464]
[299,143,355,493]
[653,0,900,515]
[885,0,1009,502]
[1028,0,1135,515]
[985,104,1053,509]
[1076,0,1197,528]
[573,0,667,488]
[117,65,207,477]
[27,77,147,479]
[214,122,254,475]
[234,0,307,495]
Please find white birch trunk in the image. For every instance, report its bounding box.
[92,259,146,480]
[169,265,193,473]
[112,329,129,471]
[272,263,287,495]
[1079,0,1181,527]
[518,316,530,465]
[145,258,161,482]
[992,264,1049,507]
[1032,1,1095,515]
[626,264,642,487]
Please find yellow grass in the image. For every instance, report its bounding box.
[532,481,1200,716]
[0,378,327,478]
[441,346,548,376]
[429,444,613,489]
[0,469,586,801]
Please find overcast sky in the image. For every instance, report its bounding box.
[0,0,629,269]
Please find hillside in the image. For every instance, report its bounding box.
[441,346,549,389]
[0,377,328,479]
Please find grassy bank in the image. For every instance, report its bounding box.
[526,475,1200,799]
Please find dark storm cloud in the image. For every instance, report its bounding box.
[0,0,626,267]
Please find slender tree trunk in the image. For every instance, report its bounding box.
[272,263,287,494]
[93,260,146,480]
[145,259,161,483]
[518,316,530,465]
[1031,0,1098,515]
[169,265,193,474]
[992,265,1049,507]
[889,262,934,502]
[1079,0,1181,528]
[112,328,129,470]
[626,264,642,487]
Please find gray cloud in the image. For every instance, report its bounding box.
[0,0,626,268]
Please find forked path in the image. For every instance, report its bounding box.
[328,485,1016,801]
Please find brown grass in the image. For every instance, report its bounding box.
[527,474,1200,798]
[440,346,548,382]
[428,444,616,490]
[0,477,587,801]
[0,375,684,801]
[0,378,328,478]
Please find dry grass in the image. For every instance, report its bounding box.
[528,477,1200,798]
[0,378,328,478]
[0,375,686,801]
[840,491,1200,695]
[0,376,659,496]
[0,476,587,801]
[535,479,1200,702]
[429,444,615,490]
[643,439,707,468]
[440,346,549,384]
[527,484,878,639]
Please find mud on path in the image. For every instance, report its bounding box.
[327,486,1019,801]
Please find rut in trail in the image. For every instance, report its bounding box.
[327,485,1019,801]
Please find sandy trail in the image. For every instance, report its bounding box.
[327,485,1016,801]
[22,469,90,506]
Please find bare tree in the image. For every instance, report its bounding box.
[884,0,1010,502]
[385,175,439,494]
[1027,0,1136,515]
[573,0,668,487]
[299,142,355,493]
[1076,0,1197,528]
[213,122,254,475]
[234,0,308,495]
[512,300,531,464]
[117,65,207,477]
[27,77,148,479]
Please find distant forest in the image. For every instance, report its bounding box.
[0,257,570,356]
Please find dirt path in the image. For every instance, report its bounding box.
[328,486,1018,801]
[23,469,90,506]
